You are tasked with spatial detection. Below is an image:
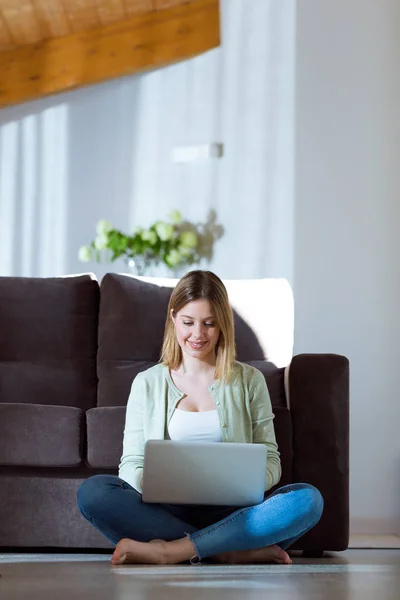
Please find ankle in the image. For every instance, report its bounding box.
[165,537,198,565]
[156,540,170,565]
[213,552,236,564]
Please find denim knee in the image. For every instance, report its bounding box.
[302,484,324,525]
[77,474,118,518]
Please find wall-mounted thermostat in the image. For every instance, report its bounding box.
[172,143,224,163]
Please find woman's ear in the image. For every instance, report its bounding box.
[170,309,176,325]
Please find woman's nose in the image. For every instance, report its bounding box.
[193,324,204,338]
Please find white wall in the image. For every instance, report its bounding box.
[295,0,400,533]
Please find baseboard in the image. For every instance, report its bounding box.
[350,518,400,536]
[349,534,400,549]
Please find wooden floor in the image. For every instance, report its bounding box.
[1,549,399,599]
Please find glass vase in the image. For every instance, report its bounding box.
[125,256,152,276]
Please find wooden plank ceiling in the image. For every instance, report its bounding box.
[0,1,204,51]
[0,0,220,107]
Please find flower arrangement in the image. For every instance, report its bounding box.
[78,210,200,275]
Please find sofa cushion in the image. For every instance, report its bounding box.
[97,274,289,408]
[86,406,126,468]
[0,404,83,467]
[0,274,99,410]
[97,275,169,407]
[85,405,293,487]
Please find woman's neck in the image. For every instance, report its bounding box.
[178,354,216,377]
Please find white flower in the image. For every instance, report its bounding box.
[141,229,157,245]
[179,245,192,258]
[169,210,182,224]
[166,248,182,267]
[96,219,112,235]
[179,231,197,248]
[78,245,93,262]
[155,222,174,242]
[94,233,109,250]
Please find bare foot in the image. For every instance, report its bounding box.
[213,544,292,565]
[111,538,168,565]
[111,537,196,566]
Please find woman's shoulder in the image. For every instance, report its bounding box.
[133,363,167,386]
[229,361,264,386]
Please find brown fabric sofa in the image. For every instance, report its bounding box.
[0,274,349,554]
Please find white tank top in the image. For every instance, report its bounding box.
[168,409,223,443]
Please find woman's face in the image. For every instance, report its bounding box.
[172,299,221,361]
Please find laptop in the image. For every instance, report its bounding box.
[141,440,267,506]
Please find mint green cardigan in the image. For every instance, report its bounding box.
[118,361,282,493]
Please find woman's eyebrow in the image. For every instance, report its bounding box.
[180,315,215,320]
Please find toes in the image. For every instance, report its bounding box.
[111,549,127,565]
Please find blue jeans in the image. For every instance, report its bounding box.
[77,475,324,562]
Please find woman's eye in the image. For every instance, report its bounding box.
[182,322,215,327]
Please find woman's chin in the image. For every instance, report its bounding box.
[185,343,211,357]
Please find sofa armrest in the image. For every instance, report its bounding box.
[288,353,350,551]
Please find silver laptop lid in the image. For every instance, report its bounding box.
[142,440,267,507]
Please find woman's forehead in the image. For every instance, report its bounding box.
[177,299,214,317]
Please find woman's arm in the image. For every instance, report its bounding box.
[249,369,282,491]
[118,373,146,492]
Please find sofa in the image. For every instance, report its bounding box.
[0,273,349,554]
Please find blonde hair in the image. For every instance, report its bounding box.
[160,270,236,382]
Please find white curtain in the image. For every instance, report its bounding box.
[0,0,295,281]
[0,104,69,276]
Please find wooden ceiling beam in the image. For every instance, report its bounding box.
[0,0,220,108]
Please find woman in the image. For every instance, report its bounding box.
[78,270,323,566]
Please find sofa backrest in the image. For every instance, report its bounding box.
[0,274,99,410]
[97,274,293,408]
